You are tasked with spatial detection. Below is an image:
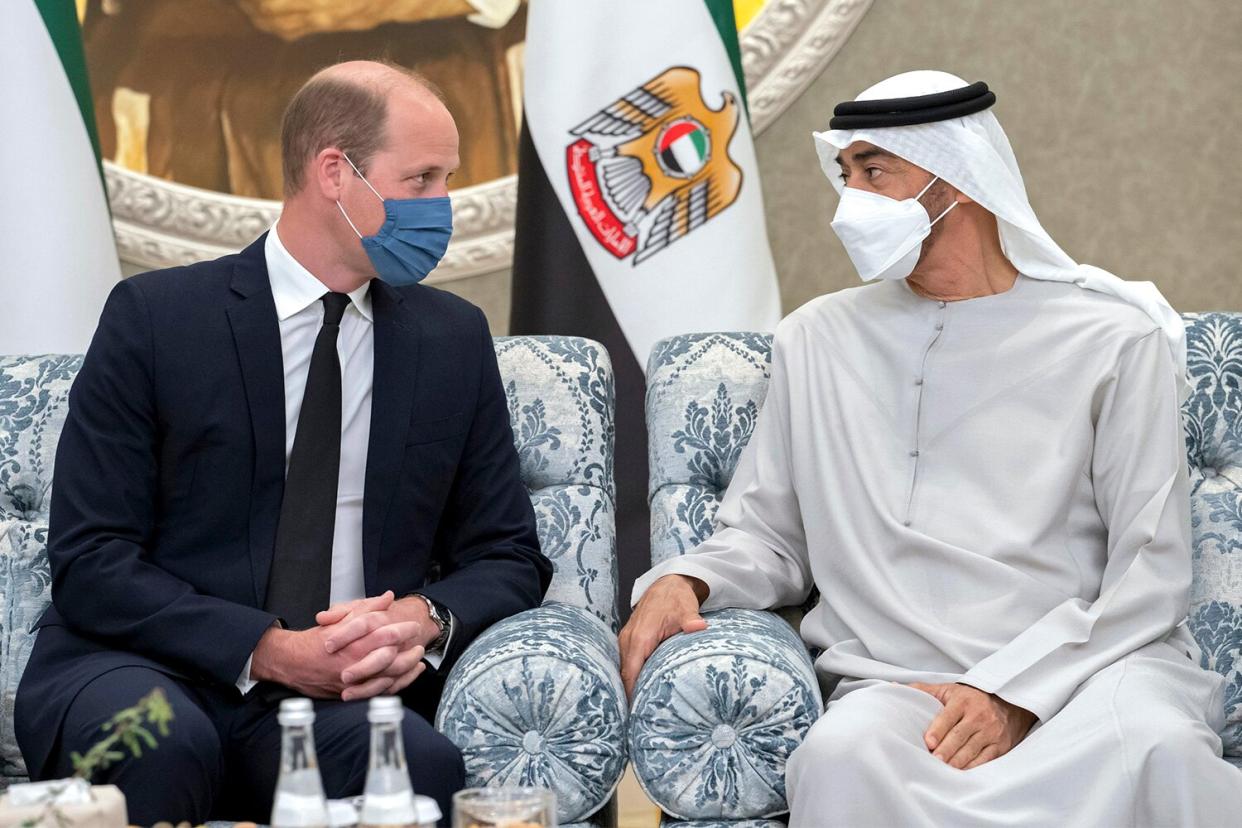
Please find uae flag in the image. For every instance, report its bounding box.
[511,0,782,619]
[1,0,120,354]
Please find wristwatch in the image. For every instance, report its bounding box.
[413,594,451,652]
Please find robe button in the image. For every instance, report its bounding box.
[903,519,912,527]
[938,301,947,308]
[935,323,944,331]
[915,377,924,386]
[909,449,920,457]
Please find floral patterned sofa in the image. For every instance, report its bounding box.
[629,316,1242,826]
[0,336,625,828]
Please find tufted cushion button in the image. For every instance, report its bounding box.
[710,724,738,750]
[522,730,546,755]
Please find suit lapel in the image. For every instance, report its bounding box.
[226,235,287,606]
[363,281,423,594]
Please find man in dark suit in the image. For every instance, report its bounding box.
[15,60,551,824]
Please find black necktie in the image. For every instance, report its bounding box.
[265,292,351,630]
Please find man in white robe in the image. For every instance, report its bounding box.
[621,70,1242,826]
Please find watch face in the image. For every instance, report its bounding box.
[418,594,448,645]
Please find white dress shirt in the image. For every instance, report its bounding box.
[236,224,447,694]
[268,223,374,607]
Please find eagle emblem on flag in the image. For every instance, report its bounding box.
[565,66,743,264]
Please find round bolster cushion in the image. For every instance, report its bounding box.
[436,602,627,824]
[629,609,822,821]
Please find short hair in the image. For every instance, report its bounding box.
[279,62,443,197]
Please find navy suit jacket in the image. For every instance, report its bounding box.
[16,234,551,778]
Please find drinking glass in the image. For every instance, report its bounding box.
[451,787,556,828]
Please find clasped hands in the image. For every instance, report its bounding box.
[251,590,437,701]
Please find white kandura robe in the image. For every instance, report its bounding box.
[633,274,1242,826]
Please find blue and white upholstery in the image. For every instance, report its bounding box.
[631,316,1242,823]
[0,354,77,784]
[660,820,787,828]
[0,336,626,826]
[1183,314,1242,757]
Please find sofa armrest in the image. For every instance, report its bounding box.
[436,602,626,825]
[628,609,822,821]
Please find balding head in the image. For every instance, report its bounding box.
[279,59,443,197]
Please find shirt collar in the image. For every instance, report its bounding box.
[265,223,374,323]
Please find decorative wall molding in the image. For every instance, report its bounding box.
[742,0,873,134]
[106,0,871,282]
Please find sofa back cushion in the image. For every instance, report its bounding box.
[493,337,617,629]
[1181,313,1242,753]
[1,355,81,778]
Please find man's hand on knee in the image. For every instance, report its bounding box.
[907,682,1036,770]
[619,575,710,699]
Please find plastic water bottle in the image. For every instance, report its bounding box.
[359,696,418,828]
[271,697,331,828]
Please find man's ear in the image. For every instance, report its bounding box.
[314,148,345,201]
[954,187,976,205]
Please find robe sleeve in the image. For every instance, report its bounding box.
[959,328,1192,721]
[631,332,814,612]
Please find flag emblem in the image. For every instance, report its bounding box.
[655,118,711,178]
[565,66,742,264]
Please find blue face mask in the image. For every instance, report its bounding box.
[336,153,453,286]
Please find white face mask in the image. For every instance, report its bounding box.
[830,176,958,282]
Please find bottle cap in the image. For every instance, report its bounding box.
[367,695,404,724]
[327,799,359,828]
[413,795,442,827]
[278,696,315,726]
